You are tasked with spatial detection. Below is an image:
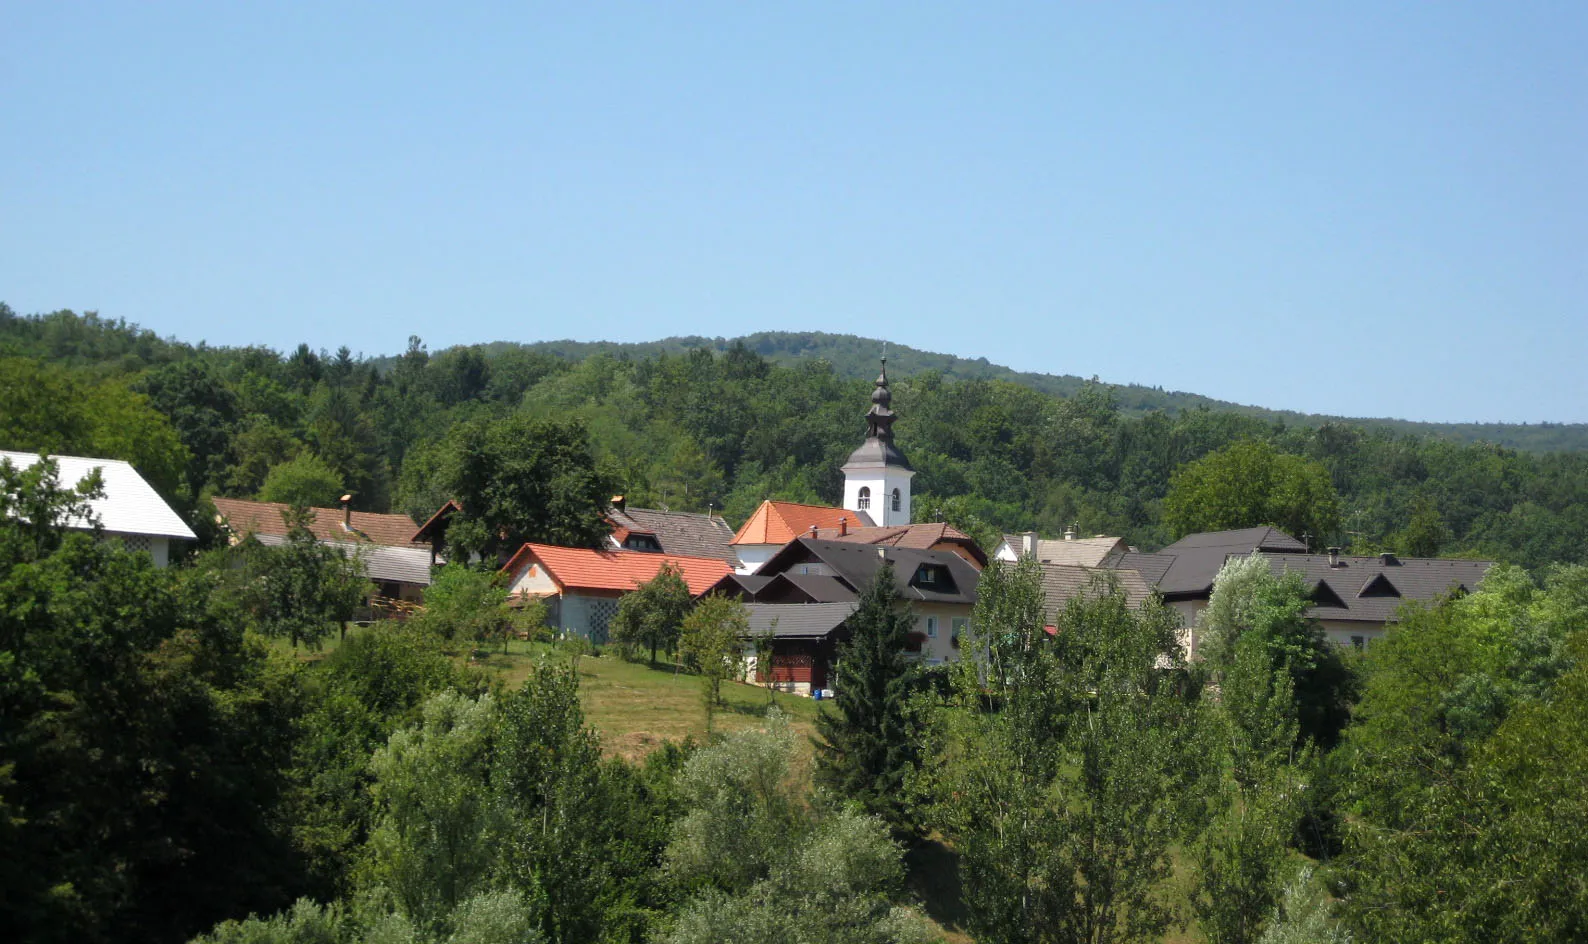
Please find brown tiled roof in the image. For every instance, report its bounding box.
[608,506,737,561]
[731,501,874,546]
[808,521,988,565]
[1040,564,1154,619]
[213,497,425,548]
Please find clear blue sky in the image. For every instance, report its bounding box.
[3,3,1584,423]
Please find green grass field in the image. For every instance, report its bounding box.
[472,639,823,761]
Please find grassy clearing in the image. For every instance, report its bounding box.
[473,640,822,762]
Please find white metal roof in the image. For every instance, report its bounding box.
[0,450,197,541]
[252,534,435,586]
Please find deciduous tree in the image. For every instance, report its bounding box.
[679,595,748,734]
[1164,441,1340,546]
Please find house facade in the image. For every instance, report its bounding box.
[1,451,196,566]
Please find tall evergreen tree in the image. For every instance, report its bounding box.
[814,562,922,830]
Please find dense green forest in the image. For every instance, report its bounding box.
[4,304,1587,570]
[468,331,1588,453]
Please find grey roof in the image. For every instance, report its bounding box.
[1,450,196,540]
[775,572,861,603]
[842,436,913,470]
[1265,553,1494,624]
[1160,526,1307,554]
[745,602,857,638]
[609,506,737,561]
[1101,551,1177,588]
[704,573,774,599]
[1152,527,1309,596]
[1040,564,1154,619]
[759,538,979,605]
[254,534,434,586]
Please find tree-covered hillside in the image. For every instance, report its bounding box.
[5,304,1588,570]
[491,331,1588,453]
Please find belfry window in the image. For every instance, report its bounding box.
[891,488,901,512]
[857,486,871,511]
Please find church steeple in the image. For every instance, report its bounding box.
[865,357,897,443]
[842,356,915,526]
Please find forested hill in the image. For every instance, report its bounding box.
[6,304,1588,572]
[494,331,1588,454]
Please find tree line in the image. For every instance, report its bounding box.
[5,305,1588,571]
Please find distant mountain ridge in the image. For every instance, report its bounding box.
[491,331,1588,453]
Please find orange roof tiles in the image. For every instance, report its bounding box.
[500,543,732,596]
[213,497,425,548]
[731,500,868,546]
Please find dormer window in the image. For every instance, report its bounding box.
[891,488,901,512]
[911,563,955,593]
[857,487,871,511]
[623,534,662,552]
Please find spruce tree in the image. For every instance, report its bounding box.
[814,561,922,829]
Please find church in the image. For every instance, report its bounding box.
[729,360,983,574]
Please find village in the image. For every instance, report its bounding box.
[13,360,1493,697]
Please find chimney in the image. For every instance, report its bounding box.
[838,516,849,537]
[1063,523,1077,541]
[808,525,818,538]
[1379,552,1399,566]
[611,494,626,512]
[1021,530,1038,557]
[1328,546,1341,567]
[340,494,353,530]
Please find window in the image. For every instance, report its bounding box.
[1351,635,1366,651]
[951,617,968,648]
[891,488,901,512]
[925,616,938,638]
[857,486,870,511]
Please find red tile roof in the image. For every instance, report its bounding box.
[500,543,733,596]
[731,500,871,546]
[213,497,425,548]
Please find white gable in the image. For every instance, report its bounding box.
[1,451,197,541]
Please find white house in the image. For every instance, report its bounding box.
[1,450,196,566]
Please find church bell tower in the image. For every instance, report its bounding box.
[842,358,915,526]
